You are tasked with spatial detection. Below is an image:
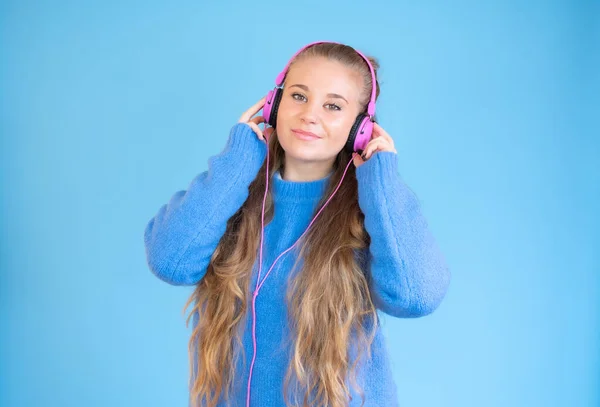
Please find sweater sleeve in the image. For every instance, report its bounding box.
[355,151,451,318]
[143,123,267,286]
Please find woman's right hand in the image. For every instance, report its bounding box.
[238,96,274,143]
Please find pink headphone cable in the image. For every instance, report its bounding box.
[245,126,359,406]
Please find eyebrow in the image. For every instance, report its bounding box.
[288,84,348,104]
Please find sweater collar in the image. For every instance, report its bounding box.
[272,169,333,202]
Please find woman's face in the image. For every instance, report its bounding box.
[275,56,364,164]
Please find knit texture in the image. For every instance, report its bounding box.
[144,123,451,406]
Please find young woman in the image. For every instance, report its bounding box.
[144,41,451,407]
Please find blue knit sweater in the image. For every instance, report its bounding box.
[144,123,451,406]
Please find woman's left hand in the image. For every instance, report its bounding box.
[353,122,397,168]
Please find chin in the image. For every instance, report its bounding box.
[283,145,315,162]
[279,128,334,160]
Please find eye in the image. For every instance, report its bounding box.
[291,92,306,102]
[291,92,342,111]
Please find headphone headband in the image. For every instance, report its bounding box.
[273,41,377,117]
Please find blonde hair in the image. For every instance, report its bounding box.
[184,42,382,407]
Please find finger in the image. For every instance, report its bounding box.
[372,122,389,138]
[239,96,267,123]
[264,126,274,140]
[376,133,394,149]
[372,122,392,139]
[361,145,373,160]
[246,122,265,142]
[363,146,380,160]
[371,124,395,147]
[353,152,365,168]
[363,139,391,159]
[241,97,266,122]
[249,115,266,125]
[364,146,396,160]
[370,122,379,138]
[365,138,386,152]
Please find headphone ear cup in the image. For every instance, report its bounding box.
[345,113,370,154]
[263,89,275,126]
[266,88,283,128]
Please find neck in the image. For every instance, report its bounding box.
[282,155,335,182]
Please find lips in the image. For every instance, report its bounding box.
[291,129,320,139]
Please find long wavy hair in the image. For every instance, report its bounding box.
[183,42,382,407]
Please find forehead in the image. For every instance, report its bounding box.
[284,57,362,96]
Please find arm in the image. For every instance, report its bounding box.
[143,123,267,286]
[355,151,451,318]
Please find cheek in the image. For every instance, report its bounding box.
[325,114,356,142]
[277,97,296,118]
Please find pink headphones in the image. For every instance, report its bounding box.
[262,40,378,155]
[245,41,377,407]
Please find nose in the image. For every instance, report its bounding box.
[300,100,320,124]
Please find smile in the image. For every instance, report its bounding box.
[292,129,320,141]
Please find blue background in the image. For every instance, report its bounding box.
[1,1,598,406]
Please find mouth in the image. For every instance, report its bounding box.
[291,128,321,140]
